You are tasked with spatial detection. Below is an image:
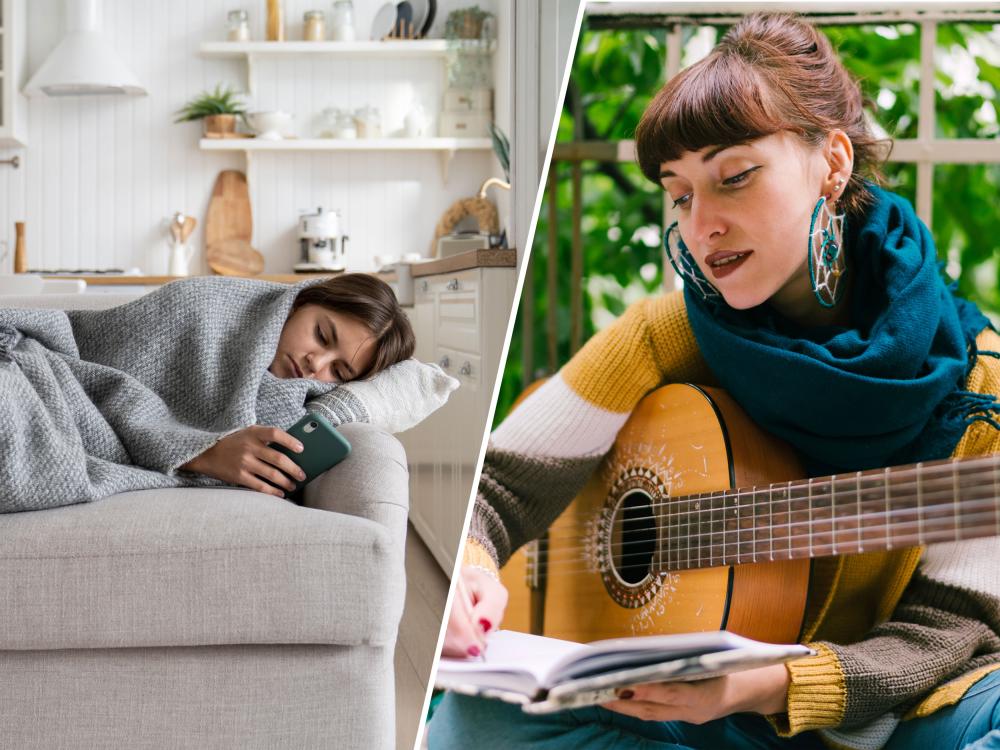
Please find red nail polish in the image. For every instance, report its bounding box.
[467,645,481,657]
[479,618,492,632]
[616,689,634,700]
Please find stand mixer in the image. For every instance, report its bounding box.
[295,207,349,272]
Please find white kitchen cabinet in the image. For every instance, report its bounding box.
[399,266,516,575]
[0,0,28,147]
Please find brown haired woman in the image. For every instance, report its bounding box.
[428,12,1000,750]
[180,273,415,498]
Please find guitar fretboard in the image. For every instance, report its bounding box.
[658,455,1000,571]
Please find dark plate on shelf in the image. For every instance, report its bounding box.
[409,0,436,38]
[394,1,414,38]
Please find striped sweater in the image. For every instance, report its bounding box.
[465,290,1000,750]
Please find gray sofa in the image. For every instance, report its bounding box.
[0,293,409,749]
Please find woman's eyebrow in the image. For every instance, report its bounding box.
[659,143,750,178]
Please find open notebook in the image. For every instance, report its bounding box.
[435,629,814,714]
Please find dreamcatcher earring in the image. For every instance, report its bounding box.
[807,178,847,308]
[663,222,721,302]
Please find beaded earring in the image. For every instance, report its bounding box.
[807,178,847,307]
[663,222,721,302]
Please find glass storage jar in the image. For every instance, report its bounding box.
[303,10,326,41]
[226,9,251,42]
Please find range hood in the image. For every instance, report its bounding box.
[24,0,147,97]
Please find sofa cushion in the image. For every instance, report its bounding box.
[0,488,402,650]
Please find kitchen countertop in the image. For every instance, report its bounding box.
[38,272,344,286]
[39,249,517,286]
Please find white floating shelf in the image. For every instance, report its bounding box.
[199,39,494,97]
[199,39,494,59]
[199,137,494,181]
[199,137,492,151]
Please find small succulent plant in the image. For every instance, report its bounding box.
[174,85,246,123]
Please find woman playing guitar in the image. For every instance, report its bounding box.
[429,12,1000,750]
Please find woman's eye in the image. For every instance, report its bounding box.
[671,193,692,209]
[315,326,327,345]
[723,166,760,186]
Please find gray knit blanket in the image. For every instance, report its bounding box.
[0,276,343,513]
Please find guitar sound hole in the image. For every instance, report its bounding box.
[612,490,656,585]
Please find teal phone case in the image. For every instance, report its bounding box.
[272,412,352,492]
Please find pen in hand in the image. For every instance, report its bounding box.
[455,574,487,662]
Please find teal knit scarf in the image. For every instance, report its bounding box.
[683,185,998,477]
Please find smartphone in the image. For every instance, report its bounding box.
[267,412,352,495]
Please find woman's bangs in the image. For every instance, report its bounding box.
[637,57,786,182]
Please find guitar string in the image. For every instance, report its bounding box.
[507,458,999,541]
[536,482,998,560]
[522,504,1000,577]
[514,488,1000,572]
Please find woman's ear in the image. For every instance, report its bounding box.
[824,130,854,199]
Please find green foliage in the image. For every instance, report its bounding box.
[495,20,1000,426]
[174,85,246,123]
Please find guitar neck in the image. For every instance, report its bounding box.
[663,455,1000,571]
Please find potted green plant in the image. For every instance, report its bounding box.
[174,85,247,137]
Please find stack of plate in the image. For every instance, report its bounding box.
[371,0,436,40]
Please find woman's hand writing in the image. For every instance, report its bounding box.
[602,662,790,724]
[180,425,306,498]
[441,565,509,659]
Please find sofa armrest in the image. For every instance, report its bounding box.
[303,422,410,557]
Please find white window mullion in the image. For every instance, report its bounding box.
[916,19,937,229]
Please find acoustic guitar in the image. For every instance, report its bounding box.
[499,383,1000,645]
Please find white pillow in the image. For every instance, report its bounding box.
[306,358,459,434]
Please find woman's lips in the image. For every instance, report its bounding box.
[287,354,304,378]
[705,250,753,279]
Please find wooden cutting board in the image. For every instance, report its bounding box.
[205,170,261,276]
[207,238,265,276]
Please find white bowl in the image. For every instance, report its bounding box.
[246,111,294,140]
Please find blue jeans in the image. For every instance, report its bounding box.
[426,670,1000,750]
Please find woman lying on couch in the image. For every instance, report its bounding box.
[0,273,450,513]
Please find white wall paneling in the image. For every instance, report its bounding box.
[0,0,506,275]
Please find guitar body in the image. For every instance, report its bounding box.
[501,383,811,645]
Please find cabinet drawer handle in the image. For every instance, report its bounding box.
[460,361,472,376]
[439,356,451,369]
[446,278,460,291]
[421,280,429,292]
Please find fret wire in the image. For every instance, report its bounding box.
[769,484,774,562]
[917,462,924,544]
[752,487,757,563]
[787,480,793,560]
[696,494,702,569]
[885,466,892,550]
[831,473,837,556]
[732,490,739,566]
[953,461,960,542]
[856,471,863,553]
[808,477,814,559]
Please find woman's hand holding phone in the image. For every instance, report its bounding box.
[180,425,306,498]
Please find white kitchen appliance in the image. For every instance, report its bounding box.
[295,207,349,272]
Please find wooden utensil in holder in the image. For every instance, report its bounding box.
[14,222,27,273]
[385,19,419,40]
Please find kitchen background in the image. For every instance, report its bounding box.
[0,0,538,276]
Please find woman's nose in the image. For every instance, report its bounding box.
[307,349,336,379]
[688,193,727,248]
